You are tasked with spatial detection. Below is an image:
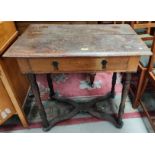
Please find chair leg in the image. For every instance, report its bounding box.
[132,69,146,108]
[133,74,149,109]
[140,75,149,98]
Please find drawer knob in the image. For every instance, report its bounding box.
[52,61,59,70]
[101,60,107,69]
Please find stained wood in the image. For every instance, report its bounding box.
[132,22,155,29]
[0,22,18,55]
[131,21,155,42]
[5,23,151,130]
[138,37,155,129]
[1,58,29,106]
[3,24,152,58]
[0,59,29,127]
[131,22,155,108]
[0,21,29,127]
[0,78,15,125]
[150,71,155,81]
[17,56,139,73]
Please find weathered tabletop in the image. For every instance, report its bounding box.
[3,24,152,58]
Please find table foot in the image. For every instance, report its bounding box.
[88,109,121,128]
[42,108,79,131]
[110,92,116,98]
[115,119,124,128]
[43,125,53,132]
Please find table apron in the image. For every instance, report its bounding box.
[17,56,140,74]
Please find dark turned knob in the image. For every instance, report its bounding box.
[52,61,59,70]
[101,60,107,69]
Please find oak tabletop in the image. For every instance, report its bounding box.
[3,24,152,58]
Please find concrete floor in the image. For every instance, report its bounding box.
[9,117,148,133]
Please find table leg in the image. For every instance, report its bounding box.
[26,72,131,131]
[88,73,96,87]
[117,73,131,127]
[111,72,117,98]
[27,74,49,129]
[47,74,55,99]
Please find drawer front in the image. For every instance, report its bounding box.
[0,79,15,125]
[18,56,139,73]
[0,22,18,54]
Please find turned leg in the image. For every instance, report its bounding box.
[27,74,49,129]
[111,72,117,98]
[46,74,55,99]
[117,73,131,127]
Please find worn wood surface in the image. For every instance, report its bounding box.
[15,21,98,35]
[4,23,150,131]
[3,24,151,58]
[17,56,139,73]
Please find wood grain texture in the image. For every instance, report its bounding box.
[0,22,18,55]
[0,79,16,125]
[0,59,29,127]
[3,24,151,58]
[17,56,140,73]
[0,21,29,127]
[0,59,29,107]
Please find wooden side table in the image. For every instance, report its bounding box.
[0,21,29,127]
[3,24,152,131]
